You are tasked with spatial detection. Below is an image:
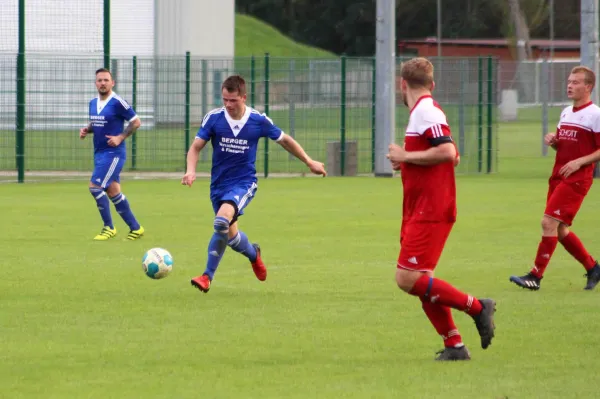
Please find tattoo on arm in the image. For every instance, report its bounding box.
[121,121,139,139]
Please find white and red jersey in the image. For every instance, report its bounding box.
[553,102,600,182]
[400,95,456,223]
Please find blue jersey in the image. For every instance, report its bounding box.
[89,92,137,155]
[196,106,283,189]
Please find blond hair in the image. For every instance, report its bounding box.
[401,57,434,89]
[571,66,596,89]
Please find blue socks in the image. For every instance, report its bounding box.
[204,216,230,280]
[110,193,141,230]
[89,187,113,228]
[228,231,257,262]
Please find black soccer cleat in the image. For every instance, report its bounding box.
[471,298,496,349]
[509,273,541,291]
[435,346,471,361]
[584,263,600,290]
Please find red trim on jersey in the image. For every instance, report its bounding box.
[573,101,593,112]
[409,95,433,115]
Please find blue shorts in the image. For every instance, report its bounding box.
[210,182,258,221]
[91,153,125,189]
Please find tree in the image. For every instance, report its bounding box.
[235,0,580,56]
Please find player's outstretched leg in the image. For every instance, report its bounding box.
[109,192,144,240]
[510,235,558,291]
[420,299,471,361]
[228,232,266,281]
[409,274,496,350]
[191,216,230,293]
[559,231,600,290]
[89,186,117,240]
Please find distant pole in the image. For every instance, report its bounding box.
[581,0,600,177]
[581,0,599,103]
[131,56,137,169]
[103,0,110,69]
[437,0,442,58]
[549,0,554,104]
[264,53,270,178]
[184,51,191,168]
[16,0,25,183]
[541,58,549,157]
[374,0,395,177]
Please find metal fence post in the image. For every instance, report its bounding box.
[288,59,296,160]
[371,57,376,173]
[16,0,25,183]
[131,55,137,170]
[103,0,110,69]
[185,51,191,168]
[200,59,208,162]
[541,58,549,157]
[487,56,493,174]
[340,55,347,176]
[250,55,255,107]
[477,56,483,173]
[264,53,270,178]
[458,59,466,156]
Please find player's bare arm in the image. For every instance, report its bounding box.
[277,134,327,176]
[106,117,141,147]
[182,138,208,186]
[544,132,558,150]
[387,142,456,166]
[559,148,600,178]
[80,122,93,139]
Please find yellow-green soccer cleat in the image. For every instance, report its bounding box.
[127,226,145,241]
[93,226,117,241]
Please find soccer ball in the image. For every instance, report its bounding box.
[142,248,173,279]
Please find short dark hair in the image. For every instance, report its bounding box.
[222,75,246,96]
[95,68,113,79]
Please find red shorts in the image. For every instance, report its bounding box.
[397,222,454,272]
[544,179,591,226]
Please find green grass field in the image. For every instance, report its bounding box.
[1,13,594,398]
[3,114,600,398]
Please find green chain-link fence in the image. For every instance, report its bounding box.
[0,53,498,182]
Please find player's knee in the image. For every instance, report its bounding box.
[541,216,559,235]
[214,216,230,234]
[89,186,105,198]
[106,185,120,198]
[558,224,570,240]
[395,270,418,293]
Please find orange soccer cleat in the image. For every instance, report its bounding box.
[251,244,267,281]
[191,274,211,293]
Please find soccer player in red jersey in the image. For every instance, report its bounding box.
[387,57,496,361]
[510,66,600,291]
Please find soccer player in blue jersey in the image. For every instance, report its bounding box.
[79,68,145,241]
[182,75,327,293]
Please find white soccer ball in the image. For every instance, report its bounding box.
[142,248,173,279]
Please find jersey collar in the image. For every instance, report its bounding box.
[410,95,432,114]
[97,92,115,114]
[573,101,593,112]
[224,105,252,137]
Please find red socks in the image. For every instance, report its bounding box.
[410,274,483,316]
[530,236,558,279]
[421,299,463,347]
[560,232,596,271]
